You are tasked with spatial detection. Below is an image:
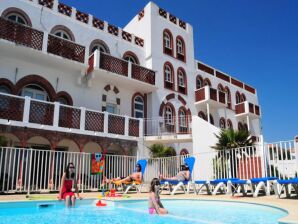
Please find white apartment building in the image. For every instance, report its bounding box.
[0,0,261,157]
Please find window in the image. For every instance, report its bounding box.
[134,96,144,118]
[165,106,173,125]
[106,103,117,114]
[219,118,226,129]
[91,44,108,54]
[241,94,246,102]
[57,97,68,105]
[0,85,11,94]
[123,52,139,65]
[209,114,214,125]
[203,79,211,87]
[176,37,185,61]
[198,111,207,121]
[165,65,173,83]
[177,39,184,55]
[178,71,185,87]
[196,76,203,89]
[163,30,173,56]
[54,30,71,40]
[179,109,186,127]
[21,85,48,101]
[227,119,233,129]
[225,87,231,109]
[6,13,26,25]
[236,92,241,104]
[124,55,137,64]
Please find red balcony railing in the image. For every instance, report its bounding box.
[47,34,85,63]
[85,110,104,132]
[0,17,44,50]
[210,88,217,101]
[235,102,245,114]
[108,114,125,135]
[131,63,155,85]
[58,105,81,129]
[29,100,54,125]
[100,52,128,76]
[0,94,24,122]
[195,88,205,102]
[129,118,139,137]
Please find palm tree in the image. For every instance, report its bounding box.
[212,129,254,178]
[149,144,176,158]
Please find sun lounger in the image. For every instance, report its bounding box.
[273,178,298,198]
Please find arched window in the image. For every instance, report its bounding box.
[203,78,211,87]
[164,62,174,90]
[163,29,173,56]
[196,75,203,89]
[198,111,207,121]
[236,92,241,104]
[54,30,71,40]
[51,25,75,41]
[238,122,244,131]
[243,123,248,132]
[57,97,68,105]
[178,108,188,133]
[134,96,144,118]
[217,84,224,92]
[225,86,232,109]
[176,36,185,62]
[6,13,27,25]
[209,114,214,125]
[227,119,233,130]
[123,52,139,65]
[177,68,187,95]
[241,93,246,102]
[21,84,49,101]
[219,117,226,129]
[164,104,175,133]
[89,40,110,55]
[0,85,11,94]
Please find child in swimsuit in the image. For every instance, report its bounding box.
[148,178,168,215]
[58,162,82,207]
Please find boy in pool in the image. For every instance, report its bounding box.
[148,178,168,215]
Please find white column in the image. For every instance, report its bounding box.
[104,112,109,134]
[94,49,100,69]
[124,116,129,136]
[207,103,210,123]
[53,102,60,128]
[259,135,267,177]
[80,107,86,131]
[246,115,250,131]
[128,62,132,79]
[22,96,31,124]
[139,118,144,137]
[42,31,49,53]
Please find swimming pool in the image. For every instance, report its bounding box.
[0,199,288,224]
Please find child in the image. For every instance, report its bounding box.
[58,162,82,207]
[148,178,168,215]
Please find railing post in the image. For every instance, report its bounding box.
[104,112,109,134]
[94,49,100,69]
[80,107,86,131]
[244,101,249,114]
[139,118,144,137]
[124,116,129,136]
[23,96,31,124]
[128,62,132,79]
[53,102,60,128]
[259,135,267,177]
[27,148,33,196]
[205,86,210,101]
[42,32,49,53]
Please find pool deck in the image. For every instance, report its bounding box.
[0,192,297,223]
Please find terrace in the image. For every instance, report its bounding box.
[194,86,227,109]
[235,101,261,119]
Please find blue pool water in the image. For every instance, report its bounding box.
[0,199,287,224]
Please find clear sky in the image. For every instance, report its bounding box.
[62,0,298,142]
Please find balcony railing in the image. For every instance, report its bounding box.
[195,86,226,105]
[97,52,155,85]
[0,92,142,138]
[47,34,85,63]
[144,116,192,136]
[0,17,44,50]
[235,101,260,117]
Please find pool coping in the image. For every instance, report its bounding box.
[0,193,297,223]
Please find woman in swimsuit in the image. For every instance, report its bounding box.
[148,178,168,215]
[58,162,82,207]
[159,164,190,182]
[103,163,142,186]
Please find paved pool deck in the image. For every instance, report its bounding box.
[0,192,297,223]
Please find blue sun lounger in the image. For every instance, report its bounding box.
[194,178,239,195]
[273,178,298,198]
[160,156,195,195]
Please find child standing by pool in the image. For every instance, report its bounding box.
[58,162,82,207]
[148,178,168,215]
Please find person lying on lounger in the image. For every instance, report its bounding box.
[159,164,190,182]
[103,163,142,185]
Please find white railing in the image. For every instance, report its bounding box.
[0,92,142,139]
[0,140,297,194]
[144,116,192,136]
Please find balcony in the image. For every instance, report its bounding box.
[0,92,142,140]
[87,51,157,93]
[235,101,260,119]
[194,86,226,108]
[144,116,192,144]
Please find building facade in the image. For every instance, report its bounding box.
[0,0,261,156]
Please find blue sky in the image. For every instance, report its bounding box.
[62,0,298,142]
